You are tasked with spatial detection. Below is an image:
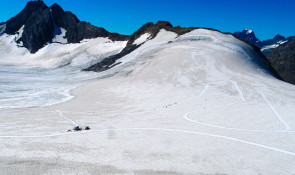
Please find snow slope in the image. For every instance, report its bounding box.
[0,30,127,108]
[0,29,295,174]
[133,33,151,45]
[0,32,127,69]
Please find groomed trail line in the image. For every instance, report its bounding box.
[0,127,295,157]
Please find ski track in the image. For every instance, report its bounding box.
[255,87,290,131]
[57,110,78,126]
[231,80,246,101]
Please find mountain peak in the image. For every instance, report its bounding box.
[27,0,46,6]
[3,1,128,53]
[273,34,285,40]
[156,21,173,28]
[50,3,63,11]
[233,29,262,48]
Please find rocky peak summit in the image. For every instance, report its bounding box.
[4,1,128,53]
[233,29,262,48]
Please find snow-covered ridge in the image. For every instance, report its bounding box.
[110,28,264,76]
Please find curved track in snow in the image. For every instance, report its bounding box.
[254,86,290,130]
[1,127,295,157]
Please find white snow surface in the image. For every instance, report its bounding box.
[261,40,288,52]
[52,27,67,44]
[245,29,253,34]
[0,34,127,68]
[133,33,151,45]
[51,9,68,44]
[0,28,295,174]
[15,25,25,42]
[0,33,127,108]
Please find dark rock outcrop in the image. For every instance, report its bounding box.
[6,1,54,53]
[18,7,54,53]
[5,1,48,35]
[50,3,128,43]
[267,37,295,85]
[4,1,128,53]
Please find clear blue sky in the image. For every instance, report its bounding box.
[0,0,294,40]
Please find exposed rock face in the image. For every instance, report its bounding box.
[127,21,200,46]
[6,1,54,53]
[4,1,128,53]
[50,3,128,43]
[267,37,295,85]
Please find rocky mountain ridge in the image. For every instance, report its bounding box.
[234,29,293,55]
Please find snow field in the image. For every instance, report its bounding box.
[0,29,295,174]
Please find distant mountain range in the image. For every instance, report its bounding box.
[234,29,293,55]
